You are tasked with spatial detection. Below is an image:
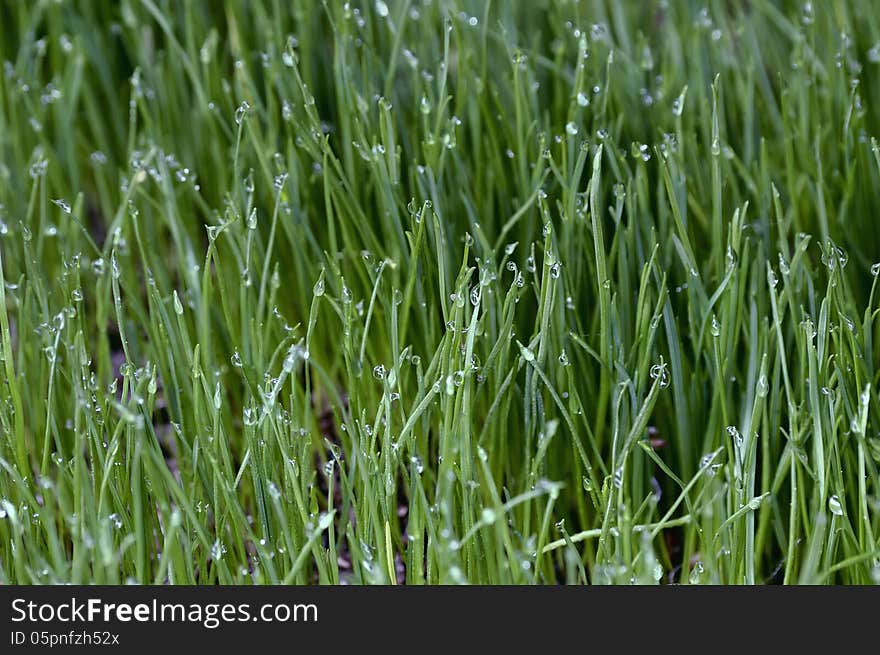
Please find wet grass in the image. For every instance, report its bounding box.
[0,0,879,584]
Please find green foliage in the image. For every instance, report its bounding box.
[0,0,879,584]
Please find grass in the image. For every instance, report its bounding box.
[0,0,879,585]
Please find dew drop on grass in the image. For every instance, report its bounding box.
[481,508,497,525]
[52,198,71,214]
[375,0,389,18]
[653,563,664,581]
[30,158,48,179]
[710,315,721,337]
[308,275,324,299]
[698,452,717,477]
[671,96,684,117]
[756,374,769,397]
[558,350,570,366]
[172,290,184,315]
[372,364,386,380]
[565,121,578,136]
[649,363,669,388]
[549,262,561,279]
[871,262,880,276]
[828,495,843,516]
[747,495,765,510]
[577,92,589,107]
[243,407,257,427]
[234,101,250,125]
[231,351,242,368]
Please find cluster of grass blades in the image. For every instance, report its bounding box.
[0,0,879,584]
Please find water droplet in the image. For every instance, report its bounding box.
[672,94,685,117]
[747,495,765,510]
[726,425,744,450]
[247,208,257,229]
[649,363,669,388]
[30,158,48,179]
[710,316,721,337]
[652,563,664,581]
[172,290,184,315]
[283,344,305,372]
[756,374,769,397]
[231,351,242,368]
[565,121,578,136]
[375,0,389,18]
[234,101,250,125]
[52,198,71,214]
[576,92,589,107]
[871,262,880,277]
[373,364,386,380]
